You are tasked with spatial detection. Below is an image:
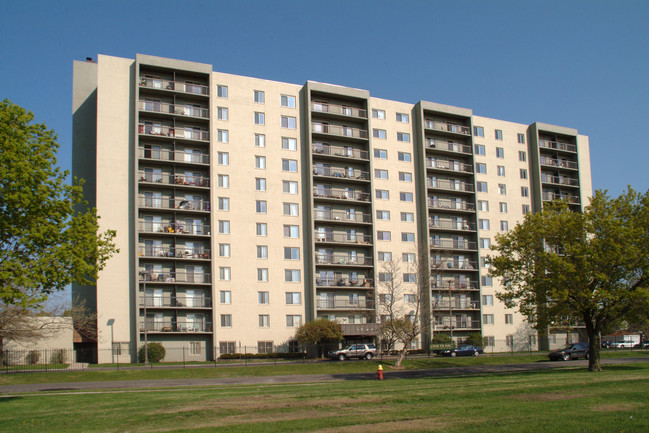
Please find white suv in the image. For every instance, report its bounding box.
[328,344,377,361]
[610,340,635,348]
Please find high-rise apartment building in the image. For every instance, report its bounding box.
[72,54,592,362]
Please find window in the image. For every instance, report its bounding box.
[378,274,392,284]
[374,149,387,159]
[254,112,265,125]
[373,129,387,139]
[217,85,228,98]
[257,245,268,259]
[482,295,493,306]
[255,155,266,169]
[397,152,411,162]
[499,202,508,213]
[403,273,416,283]
[283,225,299,238]
[520,169,528,179]
[189,342,201,355]
[286,315,302,327]
[254,90,264,103]
[400,192,413,202]
[505,314,513,324]
[399,172,412,182]
[522,204,530,214]
[519,151,526,162]
[402,253,415,263]
[258,341,273,354]
[372,109,385,119]
[376,210,390,220]
[217,129,229,143]
[220,314,231,327]
[374,169,388,179]
[401,212,414,222]
[219,290,231,304]
[506,335,514,347]
[481,276,493,286]
[257,291,269,305]
[477,182,488,193]
[476,163,487,174]
[498,184,507,195]
[255,200,267,214]
[281,116,296,129]
[255,177,266,191]
[484,336,495,347]
[283,181,298,194]
[474,144,485,155]
[375,189,389,200]
[219,341,236,354]
[284,247,300,260]
[483,314,494,325]
[258,314,270,327]
[283,202,299,216]
[479,238,491,248]
[378,251,392,261]
[217,174,229,188]
[286,292,301,304]
[218,197,230,211]
[521,186,529,197]
[285,269,301,282]
[495,130,503,140]
[500,221,509,231]
[497,166,505,177]
[473,126,484,137]
[217,107,228,120]
[496,147,504,158]
[396,113,409,123]
[256,223,267,236]
[282,137,297,150]
[478,200,489,211]
[282,159,298,172]
[517,133,526,144]
[218,243,231,257]
[281,95,296,108]
[377,231,391,241]
[401,232,415,242]
[217,152,229,165]
[397,132,410,142]
[218,220,230,234]
[255,134,266,147]
[479,219,490,230]
[481,257,489,268]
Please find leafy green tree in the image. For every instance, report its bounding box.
[138,342,166,363]
[295,318,342,357]
[489,189,649,371]
[465,333,486,348]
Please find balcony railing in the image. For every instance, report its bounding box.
[312,102,367,118]
[138,148,210,165]
[427,179,474,193]
[426,139,472,154]
[426,159,473,174]
[316,299,375,310]
[138,171,210,188]
[139,296,212,308]
[315,254,373,266]
[139,101,209,118]
[541,175,579,187]
[539,156,578,169]
[431,260,478,271]
[433,319,480,330]
[428,199,475,212]
[542,192,581,204]
[434,300,480,310]
[138,124,209,142]
[429,219,475,231]
[139,321,213,333]
[138,197,210,212]
[430,239,477,250]
[316,277,373,288]
[139,271,211,284]
[313,209,372,224]
[312,143,369,160]
[139,77,209,96]
[139,246,211,260]
[313,166,370,181]
[313,187,371,202]
[431,280,480,290]
[539,139,577,153]
[138,222,210,236]
[312,123,368,139]
[315,233,372,244]
[425,121,471,135]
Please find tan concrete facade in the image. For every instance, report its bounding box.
[73,54,592,361]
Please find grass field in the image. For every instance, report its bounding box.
[1,363,648,432]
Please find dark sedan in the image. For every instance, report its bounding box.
[441,345,483,357]
[548,342,590,361]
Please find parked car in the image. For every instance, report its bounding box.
[328,344,377,361]
[440,345,483,357]
[548,342,589,361]
[610,340,635,349]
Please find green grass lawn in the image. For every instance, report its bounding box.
[1,364,648,432]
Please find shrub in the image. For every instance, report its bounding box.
[138,342,166,363]
[465,333,486,348]
[219,352,306,360]
[26,350,40,365]
[50,349,67,364]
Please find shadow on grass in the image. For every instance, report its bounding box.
[0,396,21,402]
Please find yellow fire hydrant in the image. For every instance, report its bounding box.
[377,364,384,381]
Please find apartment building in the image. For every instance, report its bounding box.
[72,54,592,362]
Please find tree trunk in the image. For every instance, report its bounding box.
[586,327,602,372]
[394,347,408,368]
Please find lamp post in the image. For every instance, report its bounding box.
[448,281,453,345]
[107,319,115,364]
[138,271,149,366]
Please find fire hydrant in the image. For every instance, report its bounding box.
[377,364,384,381]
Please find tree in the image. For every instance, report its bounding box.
[489,189,649,371]
[294,318,343,357]
[138,342,166,363]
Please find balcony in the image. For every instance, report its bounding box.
[139,271,212,284]
[312,143,369,161]
[434,300,480,310]
[541,175,579,187]
[316,299,375,310]
[139,295,212,308]
[138,148,210,165]
[139,101,209,119]
[139,321,213,333]
[431,280,479,291]
[542,192,581,204]
[539,139,577,153]
[428,198,475,212]
[315,233,372,245]
[429,219,475,231]
[138,222,210,236]
[427,179,474,193]
[424,121,471,135]
[313,209,372,224]
[312,123,368,140]
[426,159,473,174]
[315,253,373,267]
[313,187,371,202]
[430,239,477,251]
[138,197,210,212]
[312,102,367,119]
[426,139,472,155]
[139,77,209,96]
[139,171,210,188]
[316,277,374,288]
[138,246,211,260]
[433,319,480,331]
[138,124,209,142]
[539,156,578,170]
[313,166,370,182]
[431,260,478,271]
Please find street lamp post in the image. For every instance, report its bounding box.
[107,319,115,364]
[138,271,149,366]
[448,281,453,345]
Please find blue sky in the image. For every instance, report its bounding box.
[1,0,648,197]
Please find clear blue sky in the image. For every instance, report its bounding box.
[1,0,648,196]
